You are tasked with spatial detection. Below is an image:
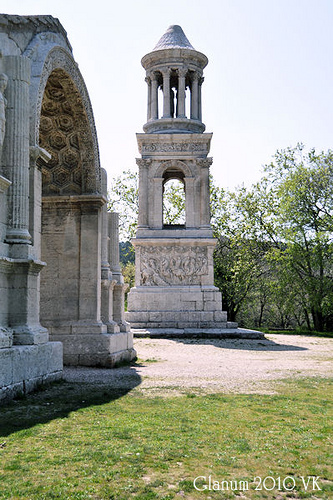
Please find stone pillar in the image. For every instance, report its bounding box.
[145,76,151,121]
[100,169,110,273]
[190,72,199,120]
[152,177,163,228]
[9,260,49,345]
[177,69,186,118]
[108,211,122,279]
[198,158,212,227]
[29,146,51,254]
[185,177,195,227]
[136,158,150,228]
[198,77,204,122]
[108,211,129,332]
[162,69,171,118]
[151,73,158,120]
[3,56,31,244]
[101,188,120,333]
[79,202,102,322]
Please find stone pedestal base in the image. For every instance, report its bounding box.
[0,342,63,402]
[132,327,265,340]
[48,322,136,366]
[126,285,233,330]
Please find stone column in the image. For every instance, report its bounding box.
[190,72,199,120]
[136,158,150,228]
[109,211,129,332]
[198,158,213,227]
[78,201,102,323]
[3,56,31,244]
[198,77,204,122]
[152,177,163,228]
[100,169,110,274]
[185,177,195,227]
[108,211,122,280]
[29,146,51,254]
[151,73,158,120]
[100,169,119,332]
[145,76,151,121]
[177,69,186,118]
[162,69,171,118]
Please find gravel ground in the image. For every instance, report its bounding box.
[63,334,333,395]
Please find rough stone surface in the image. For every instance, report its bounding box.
[153,25,195,51]
[0,342,62,401]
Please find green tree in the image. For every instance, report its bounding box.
[107,169,138,241]
[249,144,333,331]
[211,185,270,323]
[163,179,186,225]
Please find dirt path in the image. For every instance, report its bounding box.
[63,334,333,395]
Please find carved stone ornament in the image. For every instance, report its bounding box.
[30,46,101,195]
[196,158,213,168]
[141,141,209,154]
[136,158,152,168]
[140,245,208,286]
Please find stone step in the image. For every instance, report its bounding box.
[132,327,265,340]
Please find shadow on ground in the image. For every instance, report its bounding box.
[0,367,142,438]
[139,335,309,352]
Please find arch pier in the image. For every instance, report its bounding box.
[0,15,135,400]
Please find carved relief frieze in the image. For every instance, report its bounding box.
[140,245,208,286]
[141,141,209,154]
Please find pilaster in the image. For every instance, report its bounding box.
[3,56,31,245]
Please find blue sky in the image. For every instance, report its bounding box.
[2,0,333,189]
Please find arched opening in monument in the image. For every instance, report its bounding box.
[38,68,100,328]
[162,170,186,227]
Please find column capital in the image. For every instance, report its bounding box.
[197,158,213,168]
[161,67,172,77]
[29,145,51,169]
[136,158,152,168]
[145,76,151,85]
[178,68,187,78]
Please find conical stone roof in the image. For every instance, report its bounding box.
[153,25,195,51]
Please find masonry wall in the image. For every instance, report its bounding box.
[40,204,81,324]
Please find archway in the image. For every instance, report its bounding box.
[38,68,104,334]
[162,176,186,227]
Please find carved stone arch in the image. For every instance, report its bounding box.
[155,159,193,179]
[28,45,101,194]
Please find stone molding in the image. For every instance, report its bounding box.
[0,174,11,193]
[0,256,46,275]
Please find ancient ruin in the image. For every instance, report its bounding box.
[125,25,264,339]
[0,15,135,400]
[125,26,233,332]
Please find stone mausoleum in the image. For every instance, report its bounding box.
[126,25,240,334]
[0,15,135,400]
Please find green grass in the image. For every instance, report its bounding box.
[0,378,332,499]
[256,328,333,338]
